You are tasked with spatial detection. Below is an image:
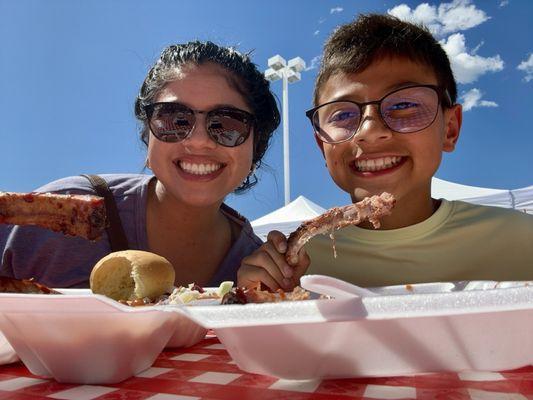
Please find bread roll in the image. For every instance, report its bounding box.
[90,250,175,301]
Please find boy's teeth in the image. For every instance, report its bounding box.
[179,161,222,175]
[355,156,402,172]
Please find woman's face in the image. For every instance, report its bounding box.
[146,63,254,208]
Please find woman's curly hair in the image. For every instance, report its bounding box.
[134,41,280,192]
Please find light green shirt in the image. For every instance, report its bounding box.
[306,200,533,286]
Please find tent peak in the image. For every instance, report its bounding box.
[251,195,325,226]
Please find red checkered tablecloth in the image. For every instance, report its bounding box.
[0,336,532,399]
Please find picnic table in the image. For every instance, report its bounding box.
[0,335,531,400]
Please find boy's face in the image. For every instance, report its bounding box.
[315,57,461,223]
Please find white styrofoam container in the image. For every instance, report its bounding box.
[0,290,206,383]
[0,332,17,365]
[59,289,207,349]
[175,275,533,380]
[166,311,207,348]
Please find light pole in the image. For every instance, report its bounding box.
[265,55,306,206]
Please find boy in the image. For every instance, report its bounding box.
[238,14,533,290]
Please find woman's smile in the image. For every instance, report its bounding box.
[175,159,226,181]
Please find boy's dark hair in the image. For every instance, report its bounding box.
[314,14,457,106]
[134,41,280,192]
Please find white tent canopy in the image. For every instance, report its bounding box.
[251,178,532,240]
[431,177,533,213]
[251,195,325,241]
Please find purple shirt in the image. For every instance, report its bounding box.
[0,174,262,288]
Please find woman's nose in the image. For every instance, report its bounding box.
[353,105,393,144]
[183,114,217,149]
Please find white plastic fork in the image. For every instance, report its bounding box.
[300,275,378,300]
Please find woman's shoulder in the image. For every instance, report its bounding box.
[221,203,263,247]
[35,174,153,196]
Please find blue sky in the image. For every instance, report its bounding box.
[1,0,532,220]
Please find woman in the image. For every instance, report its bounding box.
[0,41,280,288]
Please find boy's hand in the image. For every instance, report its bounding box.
[238,230,310,291]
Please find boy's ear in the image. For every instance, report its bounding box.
[314,134,326,157]
[442,104,462,152]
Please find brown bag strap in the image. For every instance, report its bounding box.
[81,174,129,252]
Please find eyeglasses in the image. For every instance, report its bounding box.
[306,85,452,144]
[144,102,255,147]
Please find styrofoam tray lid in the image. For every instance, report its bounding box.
[169,275,533,329]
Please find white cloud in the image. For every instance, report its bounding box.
[499,0,509,7]
[460,88,498,111]
[388,0,489,37]
[440,33,504,83]
[314,30,320,36]
[388,2,502,83]
[330,7,343,14]
[388,3,440,33]
[517,53,533,82]
[305,55,322,71]
[471,40,484,55]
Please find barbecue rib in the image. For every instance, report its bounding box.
[285,192,395,265]
[0,276,60,294]
[0,191,106,240]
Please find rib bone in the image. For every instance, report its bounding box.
[285,192,395,265]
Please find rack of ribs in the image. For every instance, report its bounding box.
[0,191,106,240]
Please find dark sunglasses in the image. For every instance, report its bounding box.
[306,85,452,144]
[144,102,255,147]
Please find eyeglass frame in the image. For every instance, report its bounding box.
[143,102,256,147]
[305,84,453,144]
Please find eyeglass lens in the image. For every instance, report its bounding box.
[313,86,440,143]
[148,103,252,147]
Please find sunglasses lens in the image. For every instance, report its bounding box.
[207,109,252,147]
[381,86,439,133]
[313,102,361,143]
[149,104,194,142]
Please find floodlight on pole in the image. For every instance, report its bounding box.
[265,55,306,206]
